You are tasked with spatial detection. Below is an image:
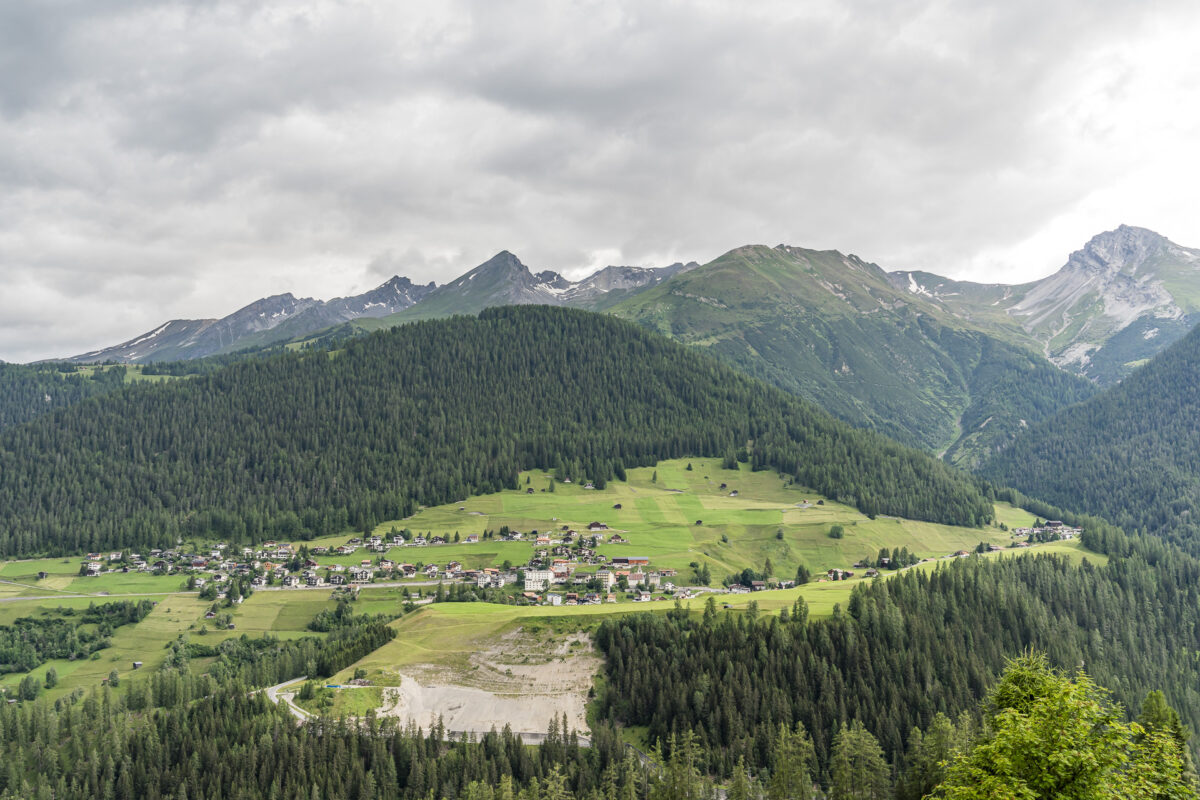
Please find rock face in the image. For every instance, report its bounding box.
[889,226,1200,384]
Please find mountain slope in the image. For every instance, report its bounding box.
[0,306,992,557]
[611,244,1095,466]
[981,322,1200,548]
[891,226,1200,384]
[70,276,435,363]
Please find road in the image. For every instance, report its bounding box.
[262,677,314,722]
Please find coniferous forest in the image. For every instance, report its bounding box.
[0,306,991,557]
[0,363,127,431]
[983,321,1200,551]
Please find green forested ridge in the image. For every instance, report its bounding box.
[982,321,1200,549]
[0,363,127,431]
[609,244,1096,465]
[595,531,1200,784]
[0,306,992,557]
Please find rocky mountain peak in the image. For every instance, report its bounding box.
[1069,225,1171,278]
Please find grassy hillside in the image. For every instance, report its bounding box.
[298,458,1020,580]
[611,244,1095,465]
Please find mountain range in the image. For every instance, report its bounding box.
[59,225,1200,469]
[70,255,697,363]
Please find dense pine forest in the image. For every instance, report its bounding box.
[0,363,127,431]
[596,527,1200,786]
[0,306,992,557]
[983,322,1200,550]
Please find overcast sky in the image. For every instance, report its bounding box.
[3,0,1200,361]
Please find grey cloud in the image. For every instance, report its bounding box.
[1,0,1199,360]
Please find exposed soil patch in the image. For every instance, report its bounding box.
[378,628,598,735]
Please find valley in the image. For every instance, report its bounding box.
[0,457,1083,713]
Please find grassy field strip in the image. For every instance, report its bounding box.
[0,594,210,696]
[294,459,1033,582]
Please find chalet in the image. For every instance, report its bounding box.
[864,568,880,578]
[306,574,324,587]
[85,561,102,576]
[282,575,300,587]
[108,552,122,561]
[367,536,383,546]
[329,574,347,585]
[348,568,373,584]
[329,563,345,572]
[1046,520,1063,528]
[430,536,448,545]
[446,562,462,574]
[535,535,551,546]
[412,537,427,546]
[628,572,647,586]
[588,522,608,531]
[750,581,767,591]
[635,591,652,602]
[399,564,417,578]
[379,559,395,570]
[465,534,480,543]
[423,564,439,577]
[608,533,627,544]
[728,584,750,594]
[337,545,356,555]
[565,593,579,605]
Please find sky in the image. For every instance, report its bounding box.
[3,0,1200,362]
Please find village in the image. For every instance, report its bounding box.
[72,517,1081,607]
